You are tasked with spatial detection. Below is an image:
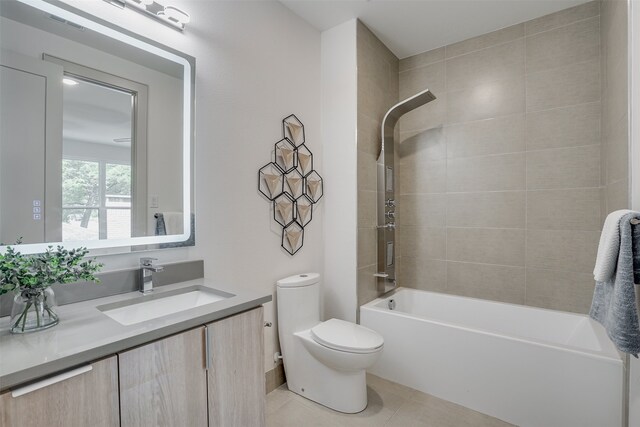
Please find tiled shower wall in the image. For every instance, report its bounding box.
[356,21,399,311]
[396,1,603,314]
[601,0,629,214]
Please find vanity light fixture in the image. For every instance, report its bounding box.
[157,5,190,27]
[102,0,190,31]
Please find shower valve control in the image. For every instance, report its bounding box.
[385,212,396,220]
[385,199,396,208]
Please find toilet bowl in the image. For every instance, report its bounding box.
[276,273,384,413]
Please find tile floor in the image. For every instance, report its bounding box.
[266,373,515,426]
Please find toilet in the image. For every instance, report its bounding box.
[276,273,384,413]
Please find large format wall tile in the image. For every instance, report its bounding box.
[446,39,525,92]
[525,0,599,36]
[525,268,595,313]
[447,227,525,267]
[526,144,600,190]
[447,76,525,123]
[447,261,525,304]
[445,23,524,58]
[397,226,446,260]
[400,47,445,72]
[398,257,447,291]
[603,58,629,137]
[398,194,446,227]
[527,188,602,231]
[399,158,446,194]
[358,150,378,193]
[358,226,377,268]
[357,265,379,307]
[399,61,445,100]
[358,113,382,157]
[447,153,525,192]
[526,59,600,112]
[606,179,629,213]
[526,17,599,73]
[446,114,525,158]
[358,190,378,227]
[526,229,600,273]
[447,191,525,229]
[525,102,600,150]
[604,114,629,185]
[397,127,446,163]
[398,98,447,133]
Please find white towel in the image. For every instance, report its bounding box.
[593,209,633,282]
[163,212,184,235]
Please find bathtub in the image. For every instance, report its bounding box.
[360,287,623,427]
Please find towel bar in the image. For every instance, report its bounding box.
[631,218,640,225]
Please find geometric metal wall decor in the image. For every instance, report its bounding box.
[258,114,323,255]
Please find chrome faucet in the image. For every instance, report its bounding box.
[139,257,164,294]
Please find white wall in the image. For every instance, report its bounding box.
[58,0,323,373]
[321,20,358,323]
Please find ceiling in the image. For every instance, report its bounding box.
[280,0,591,59]
[63,78,133,147]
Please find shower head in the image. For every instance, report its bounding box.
[379,88,436,157]
[384,89,436,128]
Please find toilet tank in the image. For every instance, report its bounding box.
[276,273,321,338]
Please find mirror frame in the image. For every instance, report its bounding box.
[1,0,195,254]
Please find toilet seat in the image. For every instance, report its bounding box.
[310,319,384,354]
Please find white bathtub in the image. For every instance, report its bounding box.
[360,287,623,427]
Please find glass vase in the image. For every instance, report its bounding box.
[10,287,59,334]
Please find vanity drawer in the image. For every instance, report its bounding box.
[0,356,119,427]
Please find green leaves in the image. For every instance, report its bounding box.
[0,242,103,295]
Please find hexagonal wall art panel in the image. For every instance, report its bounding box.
[304,170,324,203]
[273,193,296,227]
[274,138,297,173]
[258,162,284,200]
[283,114,305,147]
[258,114,323,255]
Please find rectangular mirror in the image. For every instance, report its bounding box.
[0,0,195,254]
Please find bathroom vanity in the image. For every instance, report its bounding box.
[0,279,270,427]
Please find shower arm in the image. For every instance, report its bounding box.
[379,89,437,158]
[376,88,437,294]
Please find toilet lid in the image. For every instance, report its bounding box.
[310,319,384,354]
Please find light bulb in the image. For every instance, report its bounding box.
[63,78,79,86]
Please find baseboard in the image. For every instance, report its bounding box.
[265,363,286,394]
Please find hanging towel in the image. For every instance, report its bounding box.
[154,212,184,235]
[159,213,195,249]
[155,213,167,236]
[590,211,640,356]
[593,209,633,282]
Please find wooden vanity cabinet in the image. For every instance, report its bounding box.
[118,327,208,427]
[0,306,265,427]
[0,356,119,427]
[118,306,265,427]
[206,306,265,427]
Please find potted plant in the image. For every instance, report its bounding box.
[0,242,103,334]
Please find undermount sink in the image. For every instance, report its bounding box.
[98,286,234,326]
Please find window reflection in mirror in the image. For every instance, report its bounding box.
[61,76,134,241]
